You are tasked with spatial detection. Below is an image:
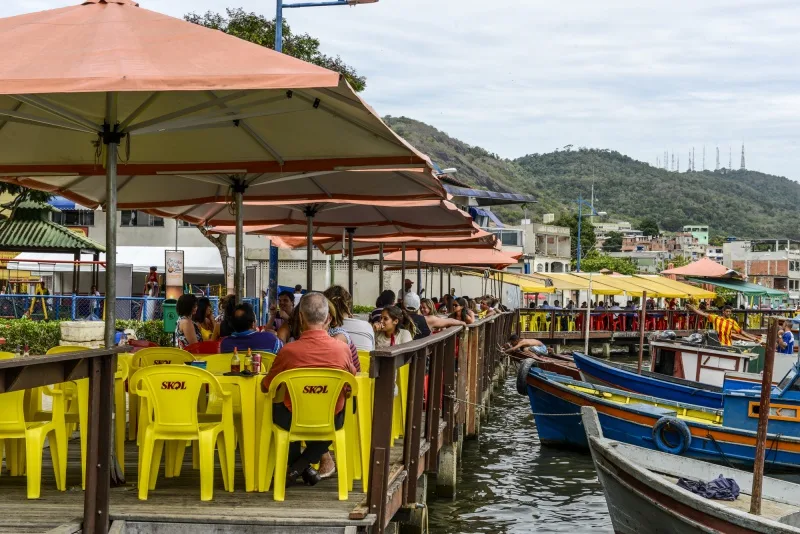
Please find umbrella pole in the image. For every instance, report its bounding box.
[448,268,452,297]
[401,244,407,301]
[416,248,422,296]
[233,181,245,301]
[103,94,118,349]
[584,274,593,355]
[378,243,384,294]
[305,208,315,291]
[346,228,355,297]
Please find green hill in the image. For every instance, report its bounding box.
[385,116,800,240]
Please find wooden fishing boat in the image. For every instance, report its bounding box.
[650,338,759,387]
[509,351,581,381]
[520,365,800,471]
[582,406,800,533]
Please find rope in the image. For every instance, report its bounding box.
[706,432,735,469]
[443,394,485,410]
[767,433,783,467]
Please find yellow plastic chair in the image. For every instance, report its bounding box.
[353,350,373,491]
[114,357,129,476]
[262,368,357,501]
[0,387,67,498]
[393,362,410,441]
[131,365,235,501]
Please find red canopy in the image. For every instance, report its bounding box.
[661,257,739,278]
[384,248,520,270]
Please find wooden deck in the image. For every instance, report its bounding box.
[0,439,405,533]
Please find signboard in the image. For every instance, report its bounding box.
[164,250,184,300]
[226,256,235,295]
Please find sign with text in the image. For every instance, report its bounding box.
[226,256,235,295]
[164,250,184,300]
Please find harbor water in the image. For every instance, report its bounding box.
[428,375,613,533]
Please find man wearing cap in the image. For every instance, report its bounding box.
[402,292,431,340]
[399,278,414,305]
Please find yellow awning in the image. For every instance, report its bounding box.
[571,273,674,297]
[536,273,624,295]
[501,272,555,294]
[636,275,717,299]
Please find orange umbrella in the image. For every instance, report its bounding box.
[662,257,739,278]
[384,248,520,270]
[0,0,427,343]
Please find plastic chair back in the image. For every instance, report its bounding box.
[133,347,194,368]
[268,368,357,438]
[131,365,223,438]
[357,350,371,376]
[46,345,85,355]
[0,390,27,433]
[0,351,15,360]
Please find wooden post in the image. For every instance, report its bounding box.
[750,317,779,516]
[368,354,397,531]
[637,291,647,374]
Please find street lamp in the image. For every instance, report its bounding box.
[276,0,379,53]
[575,194,605,272]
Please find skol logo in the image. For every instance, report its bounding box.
[161,381,187,390]
[153,360,171,365]
[302,385,329,394]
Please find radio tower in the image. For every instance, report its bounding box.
[740,143,746,170]
[729,146,732,170]
[688,150,692,172]
[664,151,668,170]
[715,147,720,171]
[692,147,695,171]
[671,153,675,171]
[677,154,680,173]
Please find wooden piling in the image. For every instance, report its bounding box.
[750,317,779,515]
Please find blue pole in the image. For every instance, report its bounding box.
[576,195,583,273]
[275,0,284,52]
[71,295,77,320]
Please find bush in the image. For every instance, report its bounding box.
[0,318,174,354]
[352,305,374,315]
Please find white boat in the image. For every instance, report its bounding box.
[650,338,767,387]
[582,406,800,533]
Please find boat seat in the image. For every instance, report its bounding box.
[627,403,677,418]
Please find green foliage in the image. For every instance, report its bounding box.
[603,231,623,252]
[185,8,366,91]
[352,305,373,315]
[553,213,596,261]
[116,320,173,347]
[669,255,691,269]
[709,235,725,247]
[384,117,800,239]
[639,217,660,237]
[578,251,637,275]
[0,318,61,355]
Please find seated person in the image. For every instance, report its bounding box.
[261,293,357,486]
[220,302,283,354]
[502,334,548,356]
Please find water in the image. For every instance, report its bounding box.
[428,377,613,533]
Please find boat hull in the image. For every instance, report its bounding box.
[525,369,800,472]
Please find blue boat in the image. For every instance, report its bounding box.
[522,364,800,471]
[571,352,758,409]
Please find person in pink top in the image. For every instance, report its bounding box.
[261,292,357,487]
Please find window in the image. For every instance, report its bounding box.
[178,220,193,228]
[120,210,164,227]
[51,209,94,226]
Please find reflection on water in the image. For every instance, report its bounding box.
[428,376,612,534]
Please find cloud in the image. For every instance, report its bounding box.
[3,0,800,178]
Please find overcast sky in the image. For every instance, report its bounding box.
[6,0,800,179]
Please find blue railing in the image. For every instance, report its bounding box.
[0,295,261,324]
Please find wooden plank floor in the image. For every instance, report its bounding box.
[0,439,405,533]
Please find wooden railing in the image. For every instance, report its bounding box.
[366,310,517,533]
[0,348,123,534]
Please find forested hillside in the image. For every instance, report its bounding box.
[385,116,800,239]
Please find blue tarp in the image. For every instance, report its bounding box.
[445,185,536,205]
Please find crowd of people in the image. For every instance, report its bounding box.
[172,283,507,490]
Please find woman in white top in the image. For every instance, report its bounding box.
[373,305,414,348]
[324,285,375,351]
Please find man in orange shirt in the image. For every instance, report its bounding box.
[262,292,357,487]
[687,304,760,346]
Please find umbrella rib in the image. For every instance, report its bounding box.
[0,101,23,133]
[123,90,251,133]
[395,170,445,197]
[12,95,101,132]
[293,91,408,149]
[0,109,97,134]
[308,176,332,198]
[206,91,285,166]
[370,205,403,234]
[119,92,161,131]
[128,103,299,136]
[249,171,334,188]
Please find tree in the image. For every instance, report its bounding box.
[639,217,660,237]
[603,231,623,252]
[554,212,596,262]
[668,255,691,269]
[185,8,367,91]
[0,185,51,234]
[709,235,725,247]
[579,250,637,275]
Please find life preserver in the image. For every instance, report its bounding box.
[652,416,691,455]
[516,358,535,396]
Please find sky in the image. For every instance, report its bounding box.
[5,0,800,179]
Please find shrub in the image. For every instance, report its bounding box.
[117,319,173,347]
[352,305,374,315]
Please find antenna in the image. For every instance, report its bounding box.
[677,154,680,173]
[664,150,668,170]
[672,153,675,171]
[740,143,746,170]
[692,147,695,172]
[702,145,706,171]
[716,147,720,171]
[688,150,692,172]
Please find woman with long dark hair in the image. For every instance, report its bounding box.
[193,297,219,341]
[373,305,415,348]
[175,294,201,349]
[450,297,475,325]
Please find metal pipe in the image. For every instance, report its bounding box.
[378,243,384,294]
[234,182,245,300]
[416,248,422,295]
[103,92,118,349]
[274,0,284,53]
[305,209,314,291]
[439,268,444,301]
[576,194,583,272]
[750,317,779,515]
[401,243,406,302]
[73,251,79,295]
[584,274,593,354]
[447,268,452,297]
[346,228,356,298]
[637,291,647,374]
